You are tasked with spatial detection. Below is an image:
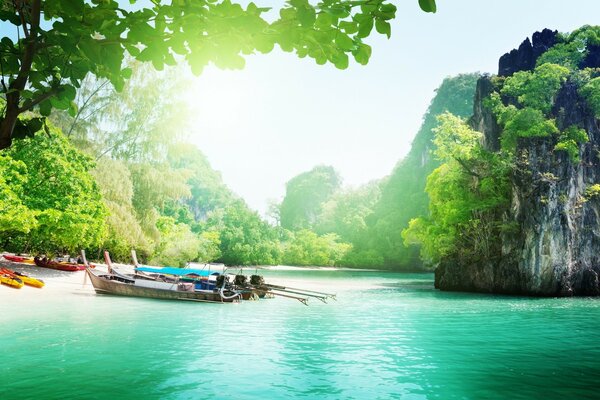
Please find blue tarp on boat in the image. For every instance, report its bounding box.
[135,266,213,277]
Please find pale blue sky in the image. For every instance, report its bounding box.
[184,0,600,213]
[2,1,599,214]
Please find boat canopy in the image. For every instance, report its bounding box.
[135,266,213,277]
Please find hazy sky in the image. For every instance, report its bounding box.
[181,0,600,214]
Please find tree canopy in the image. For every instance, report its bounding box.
[0,0,436,149]
[279,165,341,230]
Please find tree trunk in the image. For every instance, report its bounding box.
[0,0,41,150]
[0,110,17,150]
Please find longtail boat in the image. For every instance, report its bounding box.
[86,267,242,303]
[0,267,44,288]
[34,256,86,271]
[0,273,24,289]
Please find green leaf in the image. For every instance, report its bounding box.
[68,101,78,118]
[50,95,70,110]
[78,39,102,63]
[0,11,21,25]
[353,43,371,65]
[121,67,133,79]
[60,85,77,102]
[11,118,44,140]
[418,0,437,13]
[11,123,31,140]
[27,118,44,133]
[357,18,374,39]
[339,21,358,35]
[39,100,52,117]
[1,37,13,47]
[315,12,335,29]
[325,5,349,18]
[375,19,391,39]
[297,6,316,27]
[332,52,349,70]
[380,4,397,15]
[335,34,354,51]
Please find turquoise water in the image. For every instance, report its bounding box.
[1,269,599,399]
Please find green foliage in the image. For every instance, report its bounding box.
[207,200,282,266]
[536,26,600,69]
[197,231,222,263]
[129,162,191,224]
[0,0,433,148]
[536,42,585,70]
[341,74,479,269]
[0,156,37,236]
[91,158,151,260]
[280,165,341,231]
[314,182,381,243]
[282,230,351,266]
[418,0,437,13]
[585,184,600,200]
[554,126,589,162]
[432,113,482,162]
[496,105,559,150]
[0,124,107,253]
[580,77,600,117]
[500,63,570,113]
[150,217,201,267]
[339,248,384,268]
[568,25,600,45]
[402,116,511,264]
[167,144,234,221]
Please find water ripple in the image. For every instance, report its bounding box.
[1,270,599,399]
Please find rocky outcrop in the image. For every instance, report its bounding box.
[436,30,600,296]
[498,28,558,76]
[470,75,501,151]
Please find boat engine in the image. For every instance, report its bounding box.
[215,274,227,288]
[250,275,265,286]
[234,274,249,287]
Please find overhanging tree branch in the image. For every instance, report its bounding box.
[18,89,58,113]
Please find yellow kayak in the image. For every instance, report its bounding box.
[1,268,44,288]
[0,274,24,289]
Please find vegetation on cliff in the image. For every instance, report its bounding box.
[404,26,600,274]
[274,74,479,269]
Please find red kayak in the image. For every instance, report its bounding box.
[34,256,86,271]
[3,254,35,264]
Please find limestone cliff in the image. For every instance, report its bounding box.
[435,29,600,296]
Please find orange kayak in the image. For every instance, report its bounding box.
[34,256,85,271]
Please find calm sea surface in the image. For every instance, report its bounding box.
[1,268,599,399]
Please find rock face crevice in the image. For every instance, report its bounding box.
[470,75,501,152]
[435,30,600,296]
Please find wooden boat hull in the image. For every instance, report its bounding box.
[86,268,240,303]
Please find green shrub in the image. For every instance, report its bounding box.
[501,63,570,114]
[554,126,589,162]
[580,77,600,117]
